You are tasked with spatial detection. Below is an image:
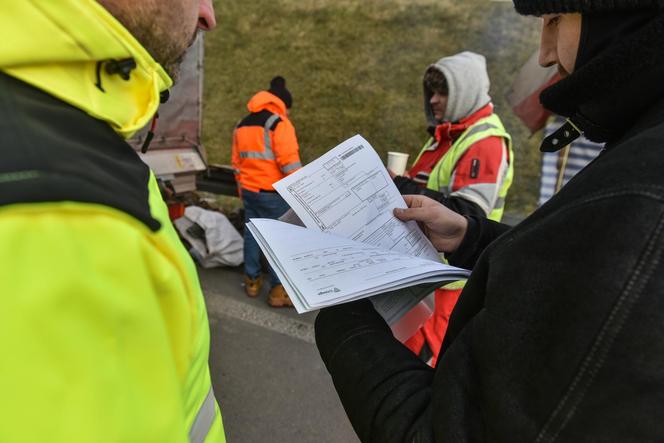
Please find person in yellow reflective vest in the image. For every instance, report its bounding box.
[0,1,226,442]
[391,52,514,366]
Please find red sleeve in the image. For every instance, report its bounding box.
[451,136,507,192]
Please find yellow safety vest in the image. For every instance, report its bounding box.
[415,114,514,222]
[413,114,514,289]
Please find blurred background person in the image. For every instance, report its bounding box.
[391,51,514,365]
[232,76,302,308]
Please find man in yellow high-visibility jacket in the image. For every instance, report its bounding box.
[0,1,225,442]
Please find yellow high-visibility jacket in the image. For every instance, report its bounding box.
[0,1,225,442]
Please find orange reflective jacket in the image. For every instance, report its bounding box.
[231,91,301,192]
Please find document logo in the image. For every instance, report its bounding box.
[317,287,341,296]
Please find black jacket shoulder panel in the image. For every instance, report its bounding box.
[236,109,281,130]
[0,72,161,231]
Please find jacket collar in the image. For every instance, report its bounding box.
[608,94,664,150]
[434,103,494,145]
[540,12,664,149]
[0,0,171,139]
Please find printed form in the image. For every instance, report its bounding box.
[250,135,470,316]
[274,134,440,262]
[247,218,468,314]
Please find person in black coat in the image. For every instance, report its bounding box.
[315,1,664,441]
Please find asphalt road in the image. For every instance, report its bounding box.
[199,265,359,443]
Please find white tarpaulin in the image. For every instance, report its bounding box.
[174,206,244,268]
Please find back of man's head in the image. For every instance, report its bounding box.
[268,76,293,109]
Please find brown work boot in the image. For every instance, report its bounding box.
[244,275,263,297]
[267,284,293,308]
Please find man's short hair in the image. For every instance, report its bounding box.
[424,67,448,96]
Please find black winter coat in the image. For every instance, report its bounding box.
[315,97,664,442]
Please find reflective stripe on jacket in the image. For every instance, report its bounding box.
[413,112,513,291]
[417,113,514,222]
[0,2,225,441]
[232,91,301,192]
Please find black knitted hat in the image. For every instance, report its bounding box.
[513,0,664,15]
[267,76,292,109]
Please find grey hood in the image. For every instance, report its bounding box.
[424,51,492,125]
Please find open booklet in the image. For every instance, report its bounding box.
[246,134,470,322]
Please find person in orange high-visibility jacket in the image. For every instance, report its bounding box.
[232,76,302,308]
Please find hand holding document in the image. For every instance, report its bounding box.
[247,135,470,321]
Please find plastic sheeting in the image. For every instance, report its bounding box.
[174,206,244,268]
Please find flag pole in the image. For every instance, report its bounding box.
[555,144,571,194]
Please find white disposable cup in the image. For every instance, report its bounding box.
[387,151,410,176]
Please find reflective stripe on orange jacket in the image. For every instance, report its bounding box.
[231,91,301,192]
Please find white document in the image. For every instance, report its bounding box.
[273,134,441,262]
[249,134,470,318]
[247,219,469,314]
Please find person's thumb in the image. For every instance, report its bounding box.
[393,207,408,220]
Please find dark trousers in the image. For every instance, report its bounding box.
[242,189,290,288]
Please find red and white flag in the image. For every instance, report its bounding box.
[506,50,560,134]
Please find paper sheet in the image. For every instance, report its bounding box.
[273,135,440,262]
[247,218,469,313]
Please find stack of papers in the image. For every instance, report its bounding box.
[247,135,470,319]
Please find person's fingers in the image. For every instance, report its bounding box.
[402,194,425,209]
[401,194,414,206]
[393,206,437,223]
